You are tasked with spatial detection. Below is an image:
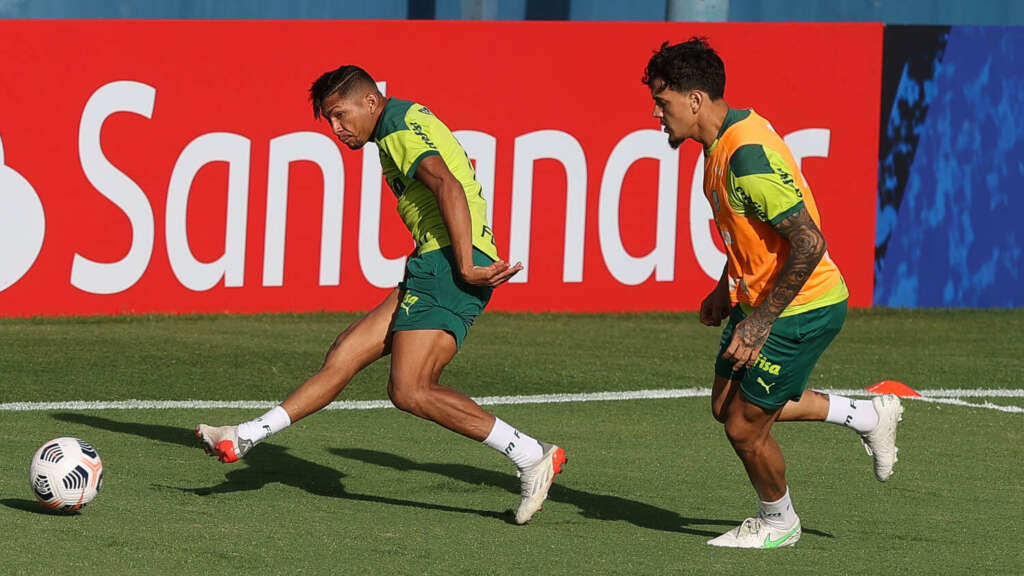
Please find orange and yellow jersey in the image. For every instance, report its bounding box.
[704,108,848,317]
[372,98,499,260]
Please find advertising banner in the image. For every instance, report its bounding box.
[876,26,1024,308]
[0,21,881,315]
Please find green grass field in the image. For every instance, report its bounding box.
[1,309,1022,575]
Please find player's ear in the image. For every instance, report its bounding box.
[689,91,703,115]
[365,90,380,112]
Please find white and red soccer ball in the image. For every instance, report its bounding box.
[29,437,103,513]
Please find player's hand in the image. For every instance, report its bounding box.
[460,260,524,287]
[699,285,731,326]
[723,316,772,371]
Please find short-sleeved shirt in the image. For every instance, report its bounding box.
[727,142,805,229]
[372,98,499,261]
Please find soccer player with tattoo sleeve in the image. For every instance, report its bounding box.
[643,38,904,548]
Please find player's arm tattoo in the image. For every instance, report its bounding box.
[732,207,826,354]
[732,312,773,352]
[756,206,828,322]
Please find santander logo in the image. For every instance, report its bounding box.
[0,134,46,292]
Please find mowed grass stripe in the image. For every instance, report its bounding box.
[3,309,1023,404]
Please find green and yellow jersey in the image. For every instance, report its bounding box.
[372,98,499,261]
[705,108,848,317]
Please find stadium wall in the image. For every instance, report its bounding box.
[0,20,881,315]
[875,26,1024,308]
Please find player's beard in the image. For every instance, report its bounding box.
[668,137,683,149]
[341,138,367,150]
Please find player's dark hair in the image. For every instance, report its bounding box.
[310,65,379,119]
[642,37,725,100]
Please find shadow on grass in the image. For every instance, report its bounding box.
[0,498,74,516]
[47,413,832,538]
[49,412,506,522]
[331,448,835,539]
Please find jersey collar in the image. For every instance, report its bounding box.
[707,107,752,153]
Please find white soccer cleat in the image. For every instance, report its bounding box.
[707,515,802,549]
[514,442,567,525]
[195,424,253,463]
[860,394,904,482]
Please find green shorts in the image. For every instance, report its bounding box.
[715,300,847,410]
[393,246,494,349]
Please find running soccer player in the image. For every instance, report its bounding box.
[197,65,565,524]
[642,38,903,548]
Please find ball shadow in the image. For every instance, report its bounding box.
[0,498,73,516]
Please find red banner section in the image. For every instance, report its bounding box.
[0,21,882,315]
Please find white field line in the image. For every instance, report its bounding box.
[0,388,1022,413]
[912,397,1024,414]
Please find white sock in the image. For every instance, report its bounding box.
[759,487,799,529]
[482,417,544,469]
[825,394,879,434]
[237,405,291,444]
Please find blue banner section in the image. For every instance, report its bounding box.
[875,26,1024,308]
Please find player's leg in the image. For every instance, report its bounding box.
[386,328,491,439]
[708,303,833,548]
[724,394,787,502]
[708,392,802,548]
[776,301,903,481]
[196,289,401,462]
[775,391,902,483]
[712,301,902,481]
[390,246,565,523]
[720,375,895,447]
[387,327,566,524]
[280,288,402,421]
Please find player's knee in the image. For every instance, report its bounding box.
[723,417,757,451]
[321,327,367,375]
[387,378,425,415]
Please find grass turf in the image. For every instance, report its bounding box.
[1,309,1021,575]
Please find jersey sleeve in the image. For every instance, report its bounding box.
[727,144,805,226]
[377,109,442,180]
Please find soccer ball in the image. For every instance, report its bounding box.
[29,437,103,513]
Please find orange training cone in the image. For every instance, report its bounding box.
[865,380,921,397]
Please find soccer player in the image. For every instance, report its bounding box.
[197,65,566,524]
[642,38,903,548]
